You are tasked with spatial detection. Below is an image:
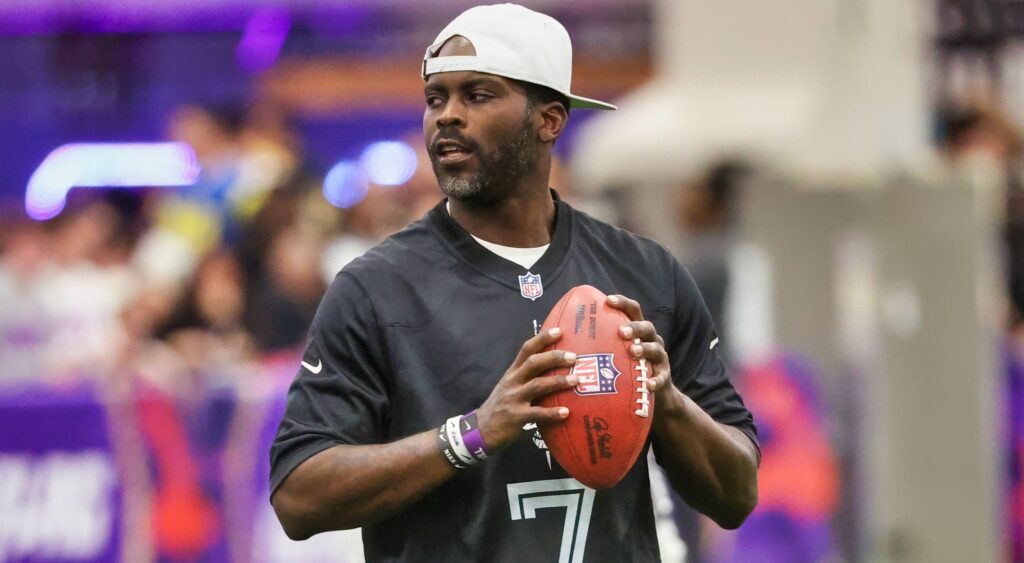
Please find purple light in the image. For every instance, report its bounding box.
[0,2,379,36]
[236,7,291,73]
[323,161,368,209]
[25,142,200,221]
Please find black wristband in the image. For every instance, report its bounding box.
[437,421,469,470]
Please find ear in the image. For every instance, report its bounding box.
[536,102,568,144]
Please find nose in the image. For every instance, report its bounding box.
[436,99,466,130]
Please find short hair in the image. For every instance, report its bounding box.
[704,159,751,215]
[938,104,1020,154]
[519,80,571,119]
[939,106,983,148]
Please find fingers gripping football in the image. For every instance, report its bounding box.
[608,295,673,395]
[606,294,644,322]
[476,328,577,451]
[519,359,578,400]
[630,341,670,391]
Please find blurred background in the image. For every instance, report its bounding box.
[0,0,1019,561]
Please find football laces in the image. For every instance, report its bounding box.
[633,337,651,417]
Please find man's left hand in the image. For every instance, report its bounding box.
[606,294,675,405]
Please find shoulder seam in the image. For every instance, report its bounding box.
[575,210,676,263]
[336,270,396,424]
[340,263,448,330]
[338,271,384,330]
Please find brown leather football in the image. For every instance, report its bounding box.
[537,285,654,489]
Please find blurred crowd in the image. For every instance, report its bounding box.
[934,101,1024,335]
[0,102,448,389]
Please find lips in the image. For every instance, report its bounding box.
[434,138,474,166]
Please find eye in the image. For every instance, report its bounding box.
[425,94,445,109]
[467,91,493,104]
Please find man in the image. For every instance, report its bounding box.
[270,5,759,562]
[675,159,750,367]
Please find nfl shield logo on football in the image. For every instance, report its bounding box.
[518,272,543,301]
[572,354,621,396]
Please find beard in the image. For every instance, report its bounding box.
[432,119,536,205]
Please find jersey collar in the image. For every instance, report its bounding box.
[427,189,574,290]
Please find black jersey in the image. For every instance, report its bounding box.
[270,194,757,563]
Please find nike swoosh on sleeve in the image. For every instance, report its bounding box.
[301,359,323,374]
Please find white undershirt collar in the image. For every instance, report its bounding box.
[447,201,549,270]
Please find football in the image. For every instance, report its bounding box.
[537,285,654,490]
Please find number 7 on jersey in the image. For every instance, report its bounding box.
[507,478,596,563]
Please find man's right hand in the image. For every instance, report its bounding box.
[273,328,579,538]
[475,327,579,451]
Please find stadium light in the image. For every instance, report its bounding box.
[359,141,417,186]
[323,160,369,209]
[24,142,200,221]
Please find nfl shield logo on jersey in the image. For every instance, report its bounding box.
[572,354,621,396]
[518,272,543,301]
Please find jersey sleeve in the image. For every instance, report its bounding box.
[665,258,759,451]
[269,271,391,495]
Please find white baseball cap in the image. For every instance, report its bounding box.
[421,3,617,111]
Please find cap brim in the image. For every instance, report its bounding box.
[568,94,617,111]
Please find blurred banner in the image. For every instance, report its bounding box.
[0,358,364,563]
[1007,342,1024,562]
[0,385,125,562]
[707,354,840,563]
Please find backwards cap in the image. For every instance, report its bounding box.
[422,4,616,111]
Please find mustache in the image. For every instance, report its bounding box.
[429,132,479,154]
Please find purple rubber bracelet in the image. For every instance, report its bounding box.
[460,410,490,461]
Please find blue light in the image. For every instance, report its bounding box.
[323,161,368,209]
[25,142,199,221]
[359,141,417,186]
